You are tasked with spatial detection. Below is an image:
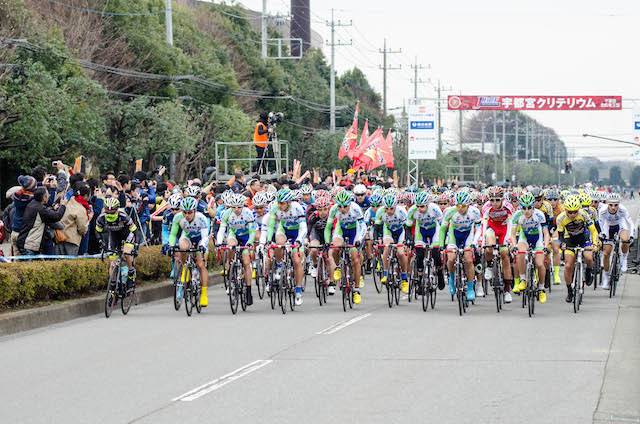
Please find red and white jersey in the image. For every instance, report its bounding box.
[481,200,515,226]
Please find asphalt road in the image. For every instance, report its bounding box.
[1,201,639,424]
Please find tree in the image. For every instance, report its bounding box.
[630,166,640,187]
[609,166,625,187]
[588,166,600,183]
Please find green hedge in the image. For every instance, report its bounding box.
[0,246,171,307]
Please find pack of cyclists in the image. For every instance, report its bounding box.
[96,176,636,314]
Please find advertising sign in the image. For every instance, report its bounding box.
[447,95,622,111]
[633,105,640,161]
[408,103,437,160]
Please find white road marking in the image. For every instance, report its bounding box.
[316,313,372,335]
[173,360,273,402]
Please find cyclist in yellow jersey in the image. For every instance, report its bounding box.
[556,195,598,303]
[546,189,564,285]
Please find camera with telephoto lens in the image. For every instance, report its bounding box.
[267,112,284,140]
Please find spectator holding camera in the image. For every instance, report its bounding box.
[16,187,68,255]
[55,182,92,256]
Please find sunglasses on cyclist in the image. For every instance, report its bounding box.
[438,202,448,205]
[566,210,578,215]
[317,207,329,212]
[609,203,619,207]
[548,198,558,201]
[490,198,502,202]
[522,206,534,210]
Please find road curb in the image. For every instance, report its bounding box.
[0,275,223,338]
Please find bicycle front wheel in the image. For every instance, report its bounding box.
[256,256,266,299]
[229,264,240,315]
[374,257,383,293]
[105,282,116,319]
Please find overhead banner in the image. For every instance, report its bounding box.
[447,95,622,111]
[408,103,437,160]
[633,105,640,161]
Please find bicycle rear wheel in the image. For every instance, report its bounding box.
[185,282,194,317]
[457,289,464,316]
[421,271,429,312]
[430,275,437,309]
[195,283,202,314]
[573,267,580,313]
[121,285,134,315]
[279,282,287,314]
[256,256,266,299]
[610,254,618,298]
[240,284,247,312]
[527,289,534,317]
[386,263,394,308]
[373,257,383,293]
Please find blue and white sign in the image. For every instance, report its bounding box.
[408,104,438,160]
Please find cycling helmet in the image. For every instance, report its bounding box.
[104,197,120,213]
[315,196,331,209]
[403,192,416,204]
[580,192,592,207]
[519,192,536,208]
[437,193,449,204]
[529,187,543,198]
[370,193,383,207]
[182,197,198,212]
[383,194,398,208]
[415,192,430,206]
[487,186,504,198]
[168,193,184,210]
[265,191,276,203]
[608,193,621,203]
[546,189,560,200]
[230,194,246,208]
[291,189,302,202]
[300,184,313,194]
[252,191,268,207]
[184,185,202,198]
[221,190,234,206]
[331,185,346,197]
[315,189,330,199]
[353,184,367,195]
[171,187,183,195]
[455,191,472,206]
[335,190,352,207]
[563,195,581,211]
[277,188,293,203]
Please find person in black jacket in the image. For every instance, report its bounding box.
[16,188,68,256]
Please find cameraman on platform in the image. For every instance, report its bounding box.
[253,112,272,174]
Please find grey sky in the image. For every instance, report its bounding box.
[231,0,639,161]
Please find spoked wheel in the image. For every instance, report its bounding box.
[430,276,438,309]
[573,267,581,313]
[288,286,296,312]
[374,257,383,293]
[240,283,247,312]
[105,281,116,319]
[421,275,429,312]
[185,282,194,317]
[121,281,134,315]
[288,266,296,312]
[386,274,394,308]
[173,270,183,311]
[527,289,534,317]
[279,281,287,314]
[457,289,464,316]
[610,255,618,298]
[194,283,202,314]
[256,258,266,299]
[229,265,240,315]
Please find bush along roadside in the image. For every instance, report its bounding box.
[0,244,223,308]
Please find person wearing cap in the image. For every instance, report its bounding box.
[253,112,272,173]
[10,175,37,253]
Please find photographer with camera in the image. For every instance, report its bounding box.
[253,112,272,174]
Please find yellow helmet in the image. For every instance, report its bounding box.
[564,195,581,211]
[579,192,591,207]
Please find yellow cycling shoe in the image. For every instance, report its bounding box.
[553,274,561,285]
[353,292,362,304]
[538,290,547,303]
[401,280,409,293]
[376,261,381,271]
[517,281,526,291]
[220,268,228,276]
[381,275,388,283]
[360,275,365,287]
[334,268,341,281]
[200,291,208,307]
[252,269,256,279]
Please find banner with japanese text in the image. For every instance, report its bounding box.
[447,95,622,111]
[407,104,437,159]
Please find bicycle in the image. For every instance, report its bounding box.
[254,245,266,299]
[309,245,329,306]
[372,243,384,294]
[172,247,204,316]
[269,243,299,314]
[448,246,470,316]
[485,244,506,313]
[381,243,403,308]
[519,246,543,318]
[221,245,252,315]
[567,246,587,313]
[592,245,602,291]
[420,246,438,311]
[102,249,137,318]
[606,234,628,298]
[332,242,359,312]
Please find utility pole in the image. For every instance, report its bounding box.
[261,0,267,59]
[493,111,498,184]
[165,0,175,179]
[459,110,464,182]
[410,57,430,99]
[502,111,506,184]
[326,9,351,133]
[379,38,401,116]
[514,112,518,185]
[436,81,453,157]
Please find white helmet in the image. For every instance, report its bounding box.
[252,191,268,207]
[291,189,302,201]
[184,185,202,198]
[608,193,621,203]
[300,184,313,194]
[353,184,367,195]
[221,190,234,206]
[230,194,246,208]
[168,193,184,209]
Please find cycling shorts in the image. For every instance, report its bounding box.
[334,225,357,245]
[415,226,436,247]
[447,229,473,250]
[383,227,405,245]
[518,231,544,251]
[603,225,620,246]
[106,230,136,251]
[484,224,509,245]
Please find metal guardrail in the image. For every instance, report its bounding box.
[214,140,289,180]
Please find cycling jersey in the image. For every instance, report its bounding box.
[325,203,366,244]
[266,201,307,243]
[161,209,178,246]
[481,201,514,245]
[96,211,141,250]
[216,207,256,245]
[169,211,210,251]
[438,206,482,248]
[356,196,371,212]
[556,209,598,246]
[406,204,443,247]
[374,206,409,244]
[598,204,635,237]
[307,211,329,244]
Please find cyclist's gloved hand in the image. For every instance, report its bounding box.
[598,232,607,241]
[630,236,635,245]
[355,241,361,248]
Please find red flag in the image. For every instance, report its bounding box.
[361,130,394,170]
[339,102,359,160]
[380,130,394,168]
